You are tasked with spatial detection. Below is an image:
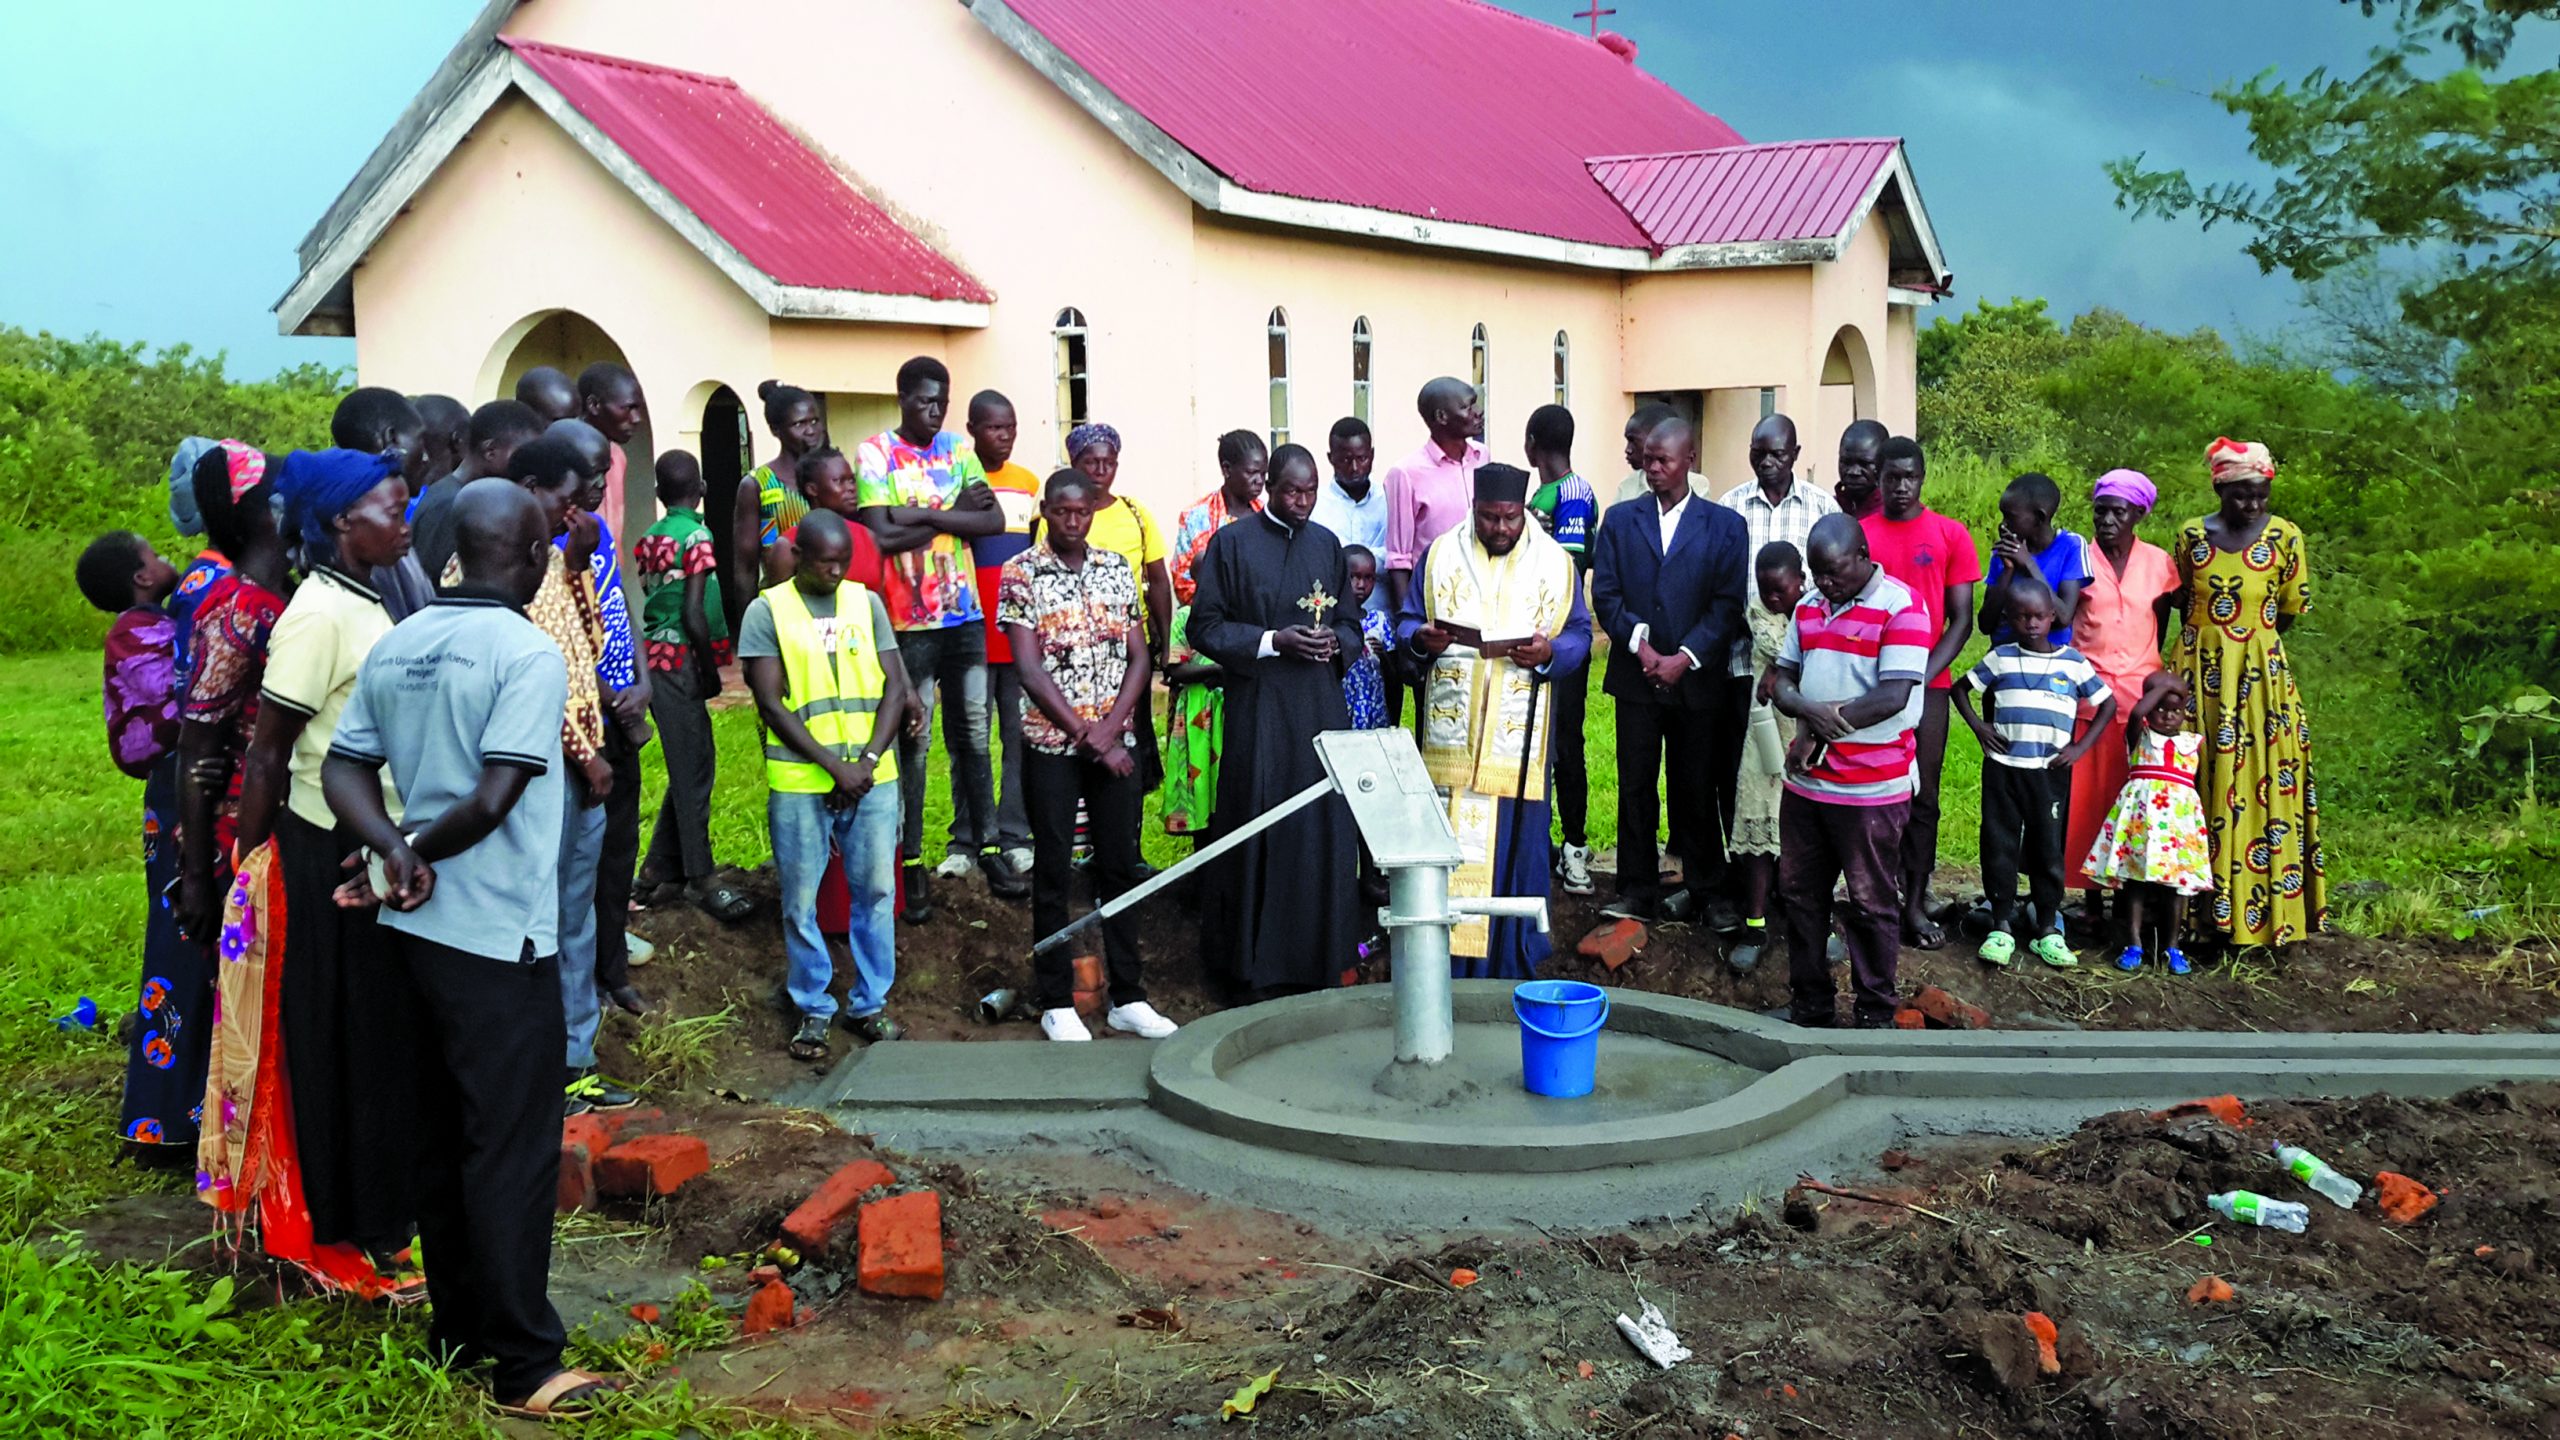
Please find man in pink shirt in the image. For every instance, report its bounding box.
[1858,436,1980,951]
[1382,377,1487,616]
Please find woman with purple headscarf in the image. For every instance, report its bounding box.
[2064,468,2182,920]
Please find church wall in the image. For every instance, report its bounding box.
[1186,218,1627,495]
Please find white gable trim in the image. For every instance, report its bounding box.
[275,49,990,336]
[1825,146,1951,291]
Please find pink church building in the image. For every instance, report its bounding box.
[280,0,1953,549]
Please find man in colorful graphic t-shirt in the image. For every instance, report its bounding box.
[853,356,1004,920]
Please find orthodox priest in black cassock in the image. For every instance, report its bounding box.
[1188,447,1367,1000]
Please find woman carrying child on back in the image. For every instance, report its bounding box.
[2084,671,2213,974]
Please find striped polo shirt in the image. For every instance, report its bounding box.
[1780,567,1932,804]
[1962,643,2107,769]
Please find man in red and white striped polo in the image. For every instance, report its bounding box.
[1772,515,1930,1027]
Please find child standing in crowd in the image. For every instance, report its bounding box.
[1160,600,1224,842]
[1955,575,2115,969]
[635,451,751,923]
[1340,545,1393,728]
[1727,541,1805,976]
[1979,471,2095,645]
[742,510,915,1061]
[77,531,195,1161]
[2086,672,2213,974]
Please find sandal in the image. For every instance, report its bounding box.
[2115,944,2145,973]
[692,883,755,924]
[788,1014,832,1061]
[2030,933,2079,969]
[2163,947,2192,976]
[1904,913,1948,951]
[1977,931,2016,968]
[495,1369,624,1420]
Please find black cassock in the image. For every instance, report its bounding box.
[1189,510,1368,997]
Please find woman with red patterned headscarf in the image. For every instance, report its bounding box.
[2170,438,2325,950]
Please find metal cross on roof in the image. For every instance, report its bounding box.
[1574,2,1618,38]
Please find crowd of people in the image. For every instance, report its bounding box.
[72,352,2328,1416]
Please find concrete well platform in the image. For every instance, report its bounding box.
[800,982,2560,1231]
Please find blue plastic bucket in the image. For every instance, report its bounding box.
[1513,980,1610,1098]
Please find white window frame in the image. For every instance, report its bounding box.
[1351,316,1373,424]
[1054,306,1090,451]
[1552,329,1570,408]
[1471,323,1491,438]
[1267,306,1292,448]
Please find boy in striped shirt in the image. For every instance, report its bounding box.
[1772,516,1931,1027]
[1954,574,2115,968]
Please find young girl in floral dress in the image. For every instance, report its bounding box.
[2085,671,2213,974]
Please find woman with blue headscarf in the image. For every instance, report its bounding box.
[220,448,423,1295]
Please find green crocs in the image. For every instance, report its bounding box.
[1977,931,2017,967]
[2030,932,2079,968]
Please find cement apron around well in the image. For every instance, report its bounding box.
[793,983,2560,1232]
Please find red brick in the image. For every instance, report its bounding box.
[1576,919,1647,971]
[1910,985,1960,1025]
[1950,1000,1994,1031]
[1071,954,1105,993]
[858,1191,945,1300]
[557,1144,596,1213]
[1893,1007,1926,1030]
[562,1113,613,1159]
[596,1134,711,1199]
[742,1275,796,1335]
[1073,987,1106,1019]
[780,1159,898,1256]
[597,1107,667,1143]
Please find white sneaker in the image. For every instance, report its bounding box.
[1106,1001,1180,1039]
[1040,1007,1093,1042]
[1003,846,1035,875]
[624,933,656,968]
[934,853,976,881]
[1558,844,1595,896]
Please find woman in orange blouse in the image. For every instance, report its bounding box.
[2064,469,2180,926]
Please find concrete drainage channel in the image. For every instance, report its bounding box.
[800,982,2560,1232]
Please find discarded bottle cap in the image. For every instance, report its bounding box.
[2191,1235,2214,1247]
[976,989,1020,1024]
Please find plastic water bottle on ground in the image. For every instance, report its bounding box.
[2270,1143,2363,1209]
[2208,1190,2310,1233]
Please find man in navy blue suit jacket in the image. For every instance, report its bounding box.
[1589,414,1751,922]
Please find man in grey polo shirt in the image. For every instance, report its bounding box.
[324,480,621,1417]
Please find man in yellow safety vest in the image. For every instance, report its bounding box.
[740,510,919,1061]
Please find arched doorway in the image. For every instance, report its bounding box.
[484,310,657,555]
[1816,325,1878,466]
[694,383,753,633]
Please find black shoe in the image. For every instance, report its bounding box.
[899,863,933,925]
[980,849,1031,902]
[1703,896,1744,935]
[604,983,651,1017]
[1600,893,1655,922]
[567,1066,637,1112]
[843,1012,905,1043]
[1728,936,1765,974]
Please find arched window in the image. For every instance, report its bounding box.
[1351,316,1373,424]
[1552,330,1571,408]
[1054,307,1090,446]
[1470,323,1491,437]
[1267,307,1292,448]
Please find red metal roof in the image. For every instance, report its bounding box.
[1000,0,1744,249]
[504,39,990,303]
[1586,139,1900,251]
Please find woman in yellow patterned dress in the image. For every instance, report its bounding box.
[2171,438,2325,948]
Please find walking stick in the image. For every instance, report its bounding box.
[1498,660,1550,913]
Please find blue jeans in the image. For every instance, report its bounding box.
[771,779,900,1021]
[896,624,995,863]
[558,790,607,1069]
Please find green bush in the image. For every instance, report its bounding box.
[0,328,341,654]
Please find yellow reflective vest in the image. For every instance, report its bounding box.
[761,580,897,794]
